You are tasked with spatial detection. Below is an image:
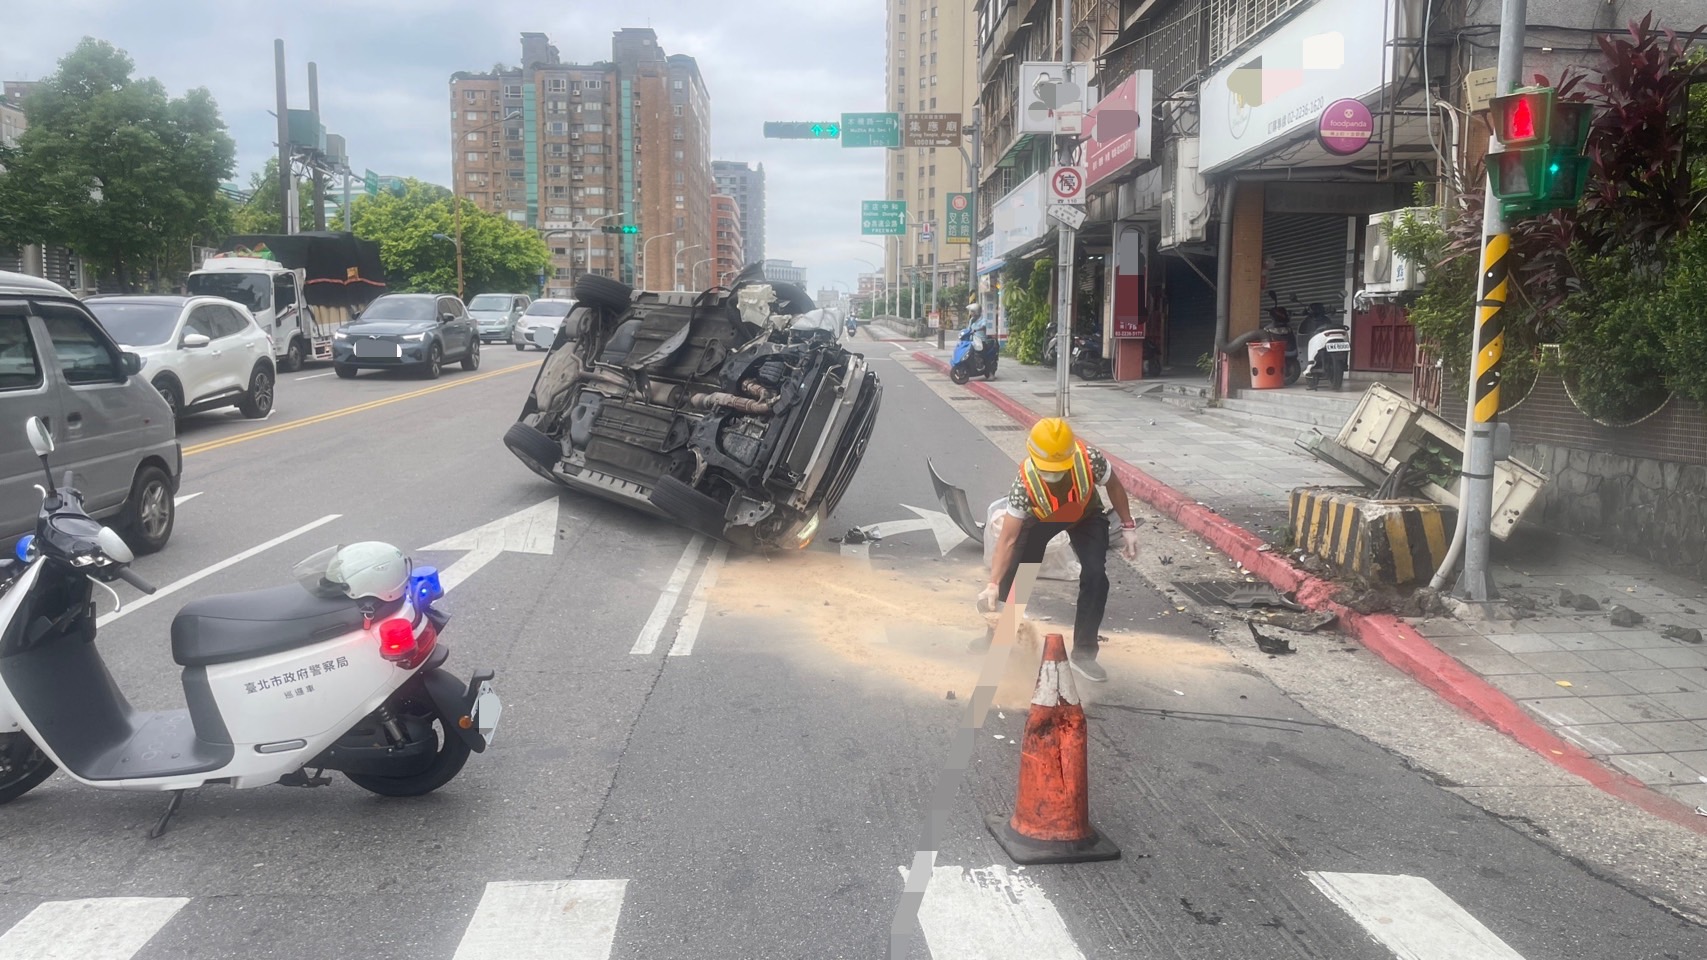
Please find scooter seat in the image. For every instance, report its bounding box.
[171,585,368,667]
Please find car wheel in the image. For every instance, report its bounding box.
[120,464,174,555]
[422,343,443,379]
[335,363,357,379]
[462,338,481,371]
[236,363,275,418]
[504,421,564,482]
[153,376,183,418]
[281,338,304,373]
[574,274,633,313]
[515,342,527,351]
[648,475,729,541]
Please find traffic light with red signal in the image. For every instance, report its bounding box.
[1486,86,1593,218]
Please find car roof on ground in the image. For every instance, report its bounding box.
[0,270,74,299]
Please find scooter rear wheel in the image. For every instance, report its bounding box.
[1328,356,1345,390]
[344,701,472,797]
[0,734,55,805]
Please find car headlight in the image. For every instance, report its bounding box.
[333,331,349,340]
[401,333,427,342]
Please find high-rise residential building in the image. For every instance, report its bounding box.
[884,0,977,311]
[711,160,765,264]
[449,29,712,294]
[711,193,743,287]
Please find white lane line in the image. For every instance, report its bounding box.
[293,372,335,381]
[97,514,342,628]
[899,864,1087,960]
[668,542,728,657]
[0,896,189,960]
[1307,872,1527,960]
[452,880,627,960]
[174,492,202,507]
[629,535,705,655]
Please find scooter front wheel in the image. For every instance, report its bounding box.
[343,700,472,798]
[0,733,55,805]
[948,364,971,385]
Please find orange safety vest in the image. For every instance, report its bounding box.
[1018,442,1093,523]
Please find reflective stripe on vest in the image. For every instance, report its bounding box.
[1019,442,1092,523]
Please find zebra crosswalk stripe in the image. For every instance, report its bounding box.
[1307,871,1528,959]
[0,897,189,960]
[451,880,628,960]
[900,864,1087,960]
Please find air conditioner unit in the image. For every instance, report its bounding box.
[1157,137,1208,249]
[572,173,584,181]
[571,132,581,140]
[1362,207,1433,294]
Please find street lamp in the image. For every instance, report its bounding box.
[859,239,893,317]
[584,212,625,281]
[690,257,715,291]
[450,109,522,298]
[674,244,704,291]
[432,232,461,291]
[642,232,677,290]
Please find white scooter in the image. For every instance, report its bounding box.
[1300,303,1351,391]
[0,417,501,837]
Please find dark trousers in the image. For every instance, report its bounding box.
[996,510,1111,655]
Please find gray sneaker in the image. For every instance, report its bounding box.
[1069,653,1107,683]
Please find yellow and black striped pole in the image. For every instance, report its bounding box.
[1472,233,1510,423]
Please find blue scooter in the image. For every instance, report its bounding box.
[950,319,999,384]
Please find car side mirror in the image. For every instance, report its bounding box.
[121,352,142,376]
[441,313,457,323]
[182,333,211,349]
[25,416,55,456]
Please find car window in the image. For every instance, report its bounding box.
[183,306,218,340]
[525,301,574,318]
[211,305,250,339]
[440,298,465,319]
[467,294,509,311]
[514,297,527,311]
[359,297,434,322]
[36,302,122,385]
[85,300,182,346]
[0,309,44,391]
[274,275,297,308]
[186,272,270,313]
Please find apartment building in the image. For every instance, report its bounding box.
[884,0,978,312]
[711,193,743,287]
[449,29,712,292]
[712,160,765,264]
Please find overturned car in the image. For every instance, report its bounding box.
[503,265,881,550]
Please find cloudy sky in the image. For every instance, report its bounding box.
[1,0,890,291]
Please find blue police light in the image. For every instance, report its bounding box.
[409,565,444,606]
[14,535,36,562]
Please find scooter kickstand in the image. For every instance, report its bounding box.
[147,789,186,840]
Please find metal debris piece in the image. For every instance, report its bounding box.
[1608,605,1645,628]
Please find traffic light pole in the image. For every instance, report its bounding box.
[1455,0,1527,603]
[1054,0,1075,418]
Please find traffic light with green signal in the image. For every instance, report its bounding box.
[1486,86,1593,218]
[601,224,640,234]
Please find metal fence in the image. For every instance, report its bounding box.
[1204,0,1309,62]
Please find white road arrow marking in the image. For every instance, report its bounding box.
[422,497,560,594]
[860,504,971,556]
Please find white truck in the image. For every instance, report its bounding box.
[186,233,387,372]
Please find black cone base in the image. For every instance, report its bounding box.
[986,813,1122,865]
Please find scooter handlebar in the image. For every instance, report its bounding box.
[113,565,157,595]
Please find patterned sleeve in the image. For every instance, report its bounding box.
[1006,476,1032,519]
[1087,447,1112,486]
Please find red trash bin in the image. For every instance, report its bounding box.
[1248,341,1285,389]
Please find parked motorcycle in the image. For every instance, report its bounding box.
[0,417,500,836]
[1040,320,1060,367]
[1264,291,1302,385]
[950,321,1000,383]
[1300,302,1350,391]
[1071,335,1112,380]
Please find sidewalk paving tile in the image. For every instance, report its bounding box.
[1631,646,1707,670]
[1459,653,1538,676]
[1549,632,1635,653]
[1491,672,1577,699]
[1622,720,1707,753]
[1542,673,1643,696]
[1609,669,1707,696]
[1576,649,1674,672]
[1434,634,1519,658]
[1556,722,1664,754]
[1646,691,1707,720]
[1486,633,1564,655]
[1520,697,1619,727]
[1515,651,1597,674]
[1584,694,1684,724]
[1608,753,1701,786]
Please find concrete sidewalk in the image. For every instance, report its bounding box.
[894,331,1707,816]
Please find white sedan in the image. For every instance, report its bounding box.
[85,295,276,420]
[512,298,577,351]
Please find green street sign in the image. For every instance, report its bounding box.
[946,193,972,244]
[363,169,380,198]
[842,112,901,149]
[861,200,906,236]
[764,121,840,139]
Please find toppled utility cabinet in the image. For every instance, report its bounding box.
[1335,384,1545,540]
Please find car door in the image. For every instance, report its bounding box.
[440,297,472,358]
[226,304,273,378]
[208,304,256,395]
[176,304,225,403]
[512,296,529,329]
[0,302,62,542]
[33,300,148,516]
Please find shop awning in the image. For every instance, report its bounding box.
[977,258,1006,277]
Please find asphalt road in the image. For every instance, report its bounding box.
[0,340,1701,959]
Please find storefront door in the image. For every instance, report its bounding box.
[1351,302,1416,372]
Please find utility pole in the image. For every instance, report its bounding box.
[1054,0,1075,418]
[274,40,291,235]
[308,62,326,231]
[1457,0,1526,603]
[341,171,352,231]
[961,104,981,335]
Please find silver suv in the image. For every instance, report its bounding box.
[0,272,182,554]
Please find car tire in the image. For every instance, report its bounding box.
[515,342,527,351]
[153,376,184,419]
[462,339,480,371]
[335,363,357,379]
[120,464,174,555]
[280,338,305,373]
[236,363,275,418]
[422,343,443,379]
[503,421,564,481]
[648,475,729,541]
[575,274,633,313]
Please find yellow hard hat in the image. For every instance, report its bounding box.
[1027,418,1077,472]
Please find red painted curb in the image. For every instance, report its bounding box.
[914,350,1707,834]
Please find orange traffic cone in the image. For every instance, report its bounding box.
[987,633,1121,864]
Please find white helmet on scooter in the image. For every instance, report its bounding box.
[314,541,409,603]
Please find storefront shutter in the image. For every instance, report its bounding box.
[1261,215,1349,324]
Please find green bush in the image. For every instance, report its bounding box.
[1002,258,1053,364]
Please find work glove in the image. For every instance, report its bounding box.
[1120,526,1140,561]
[976,582,1001,614]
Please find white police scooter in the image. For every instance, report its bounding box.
[0,417,500,837]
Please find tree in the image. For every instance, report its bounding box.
[0,38,235,290]
[350,179,549,296]
[231,158,316,235]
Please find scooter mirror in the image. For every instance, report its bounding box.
[25,417,54,457]
[96,526,135,564]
